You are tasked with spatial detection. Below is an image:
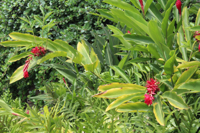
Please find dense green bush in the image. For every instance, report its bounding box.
[0,0,129,101]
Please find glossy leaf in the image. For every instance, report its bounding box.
[116,102,151,112]
[164,51,176,75]
[98,83,146,92]
[177,61,200,69]
[195,9,200,25]
[144,0,153,15]
[1,41,33,47]
[177,27,188,61]
[124,34,154,44]
[110,66,131,83]
[93,87,145,98]
[162,91,188,109]
[153,96,165,126]
[178,79,200,92]
[189,25,200,31]
[175,65,198,88]
[106,92,144,111]
[37,51,67,64]
[55,68,76,83]
[9,52,32,62]
[0,100,13,113]
[182,7,191,46]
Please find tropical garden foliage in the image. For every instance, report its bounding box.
[0,0,200,132]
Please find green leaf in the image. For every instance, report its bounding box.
[55,68,76,83]
[189,25,200,31]
[153,96,165,126]
[98,83,146,92]
[110,66,131,83]
[161,2,175,38]
[124,34,154,44]
[93,87,145,98]
[195,9,200,26]
[1,41,33,47]
[9,52,32,62]
[127,58,152,64]
[162,91,188,109]
[144,0,153,15]
[10,58,37,84]
[182,7,191,46]
[9,32,44,43]
[0,100,13,113]
[148,44,160,59]
[118,55,129,69]
[105,43,113,66]
[147,2,163,23]
[19,17,30,24]
[44,12,53,22]
[175,65,198,88]
[177,61,200,69]
[178,79,200,92]
[164,51,176,75]
[106,92,144,111]
[37,51,67,64]
[34,15,43,26]
[116,102,151,112]
[177,27,188,61]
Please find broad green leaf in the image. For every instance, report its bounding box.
[124,34,154,44]
[144,0,153,15]
[173,89,198,95]
[189,25,200,31]
[161,2,175,38]
[9,32,44,43]
[124,10,149,35]
[10,58,37,84]
[148,44,160,59]
[130,0,140,9]
[118,55,129,69]
[175,65,198,88]
[178,79,200,92]
[107,25,132,48]
[9,52,32,62]
[116,102,151,112]
[177,27,188,61]
[167,19,175,48]
[164,51,176,75]
[55,68,76,83]
[195,9,200,25]
[125,45,149,53]
[103,0,141,15]
[98,83,146,92]
[1,41,33,47]
[153,96,165,126]
[77,40,101,73]
[0,100,13,113]
[147,2,163,23]
[105,43,113,66]
[106,92,144,111]
[93,87,145,98]
[157,0,166,10]
[110,66,131,83]
[177,61,200,69]
[127,58,152,64]
[37,51,67,64]
[182,7,191,46]
[162,91,188,109]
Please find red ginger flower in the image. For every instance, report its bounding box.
[23,56,32,78]
[31,46,46,57]
[176,0,182,15]
[144,94,154,106]
[63,77,66,84]
[199,44,200,52]
[146,78,160,95]
[12,113,19,116]
[127,31,131,34]
[26,110,29,115]
[139,0,144,14]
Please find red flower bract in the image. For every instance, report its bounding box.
[23,56,32,78]
[144,94,154,106]
[127,31,131,34]
[198,44,200,52]
[31,46,46,57]
[139,0,144,14]
[176,0,182,15]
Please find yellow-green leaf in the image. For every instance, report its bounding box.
[1,41,33,47]
[98,83,146,92]
[93,87,145,98]
[37,51,67,64]
[178,79,200,92]
[106,92,144,111]
[177,61,200,69]
[9,52,32,62]
[162,91,188,109]
[116,102,151,112]
[153,96,165,126]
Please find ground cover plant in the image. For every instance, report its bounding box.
[0,0,200,132]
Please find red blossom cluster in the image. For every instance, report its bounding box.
[23,46,46,78]
[31,46,46,57]
[144,79,160,106]
[127,31,131,34]
[176,0,182,15]
[23,56,32,78]
[139,0,144,14]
